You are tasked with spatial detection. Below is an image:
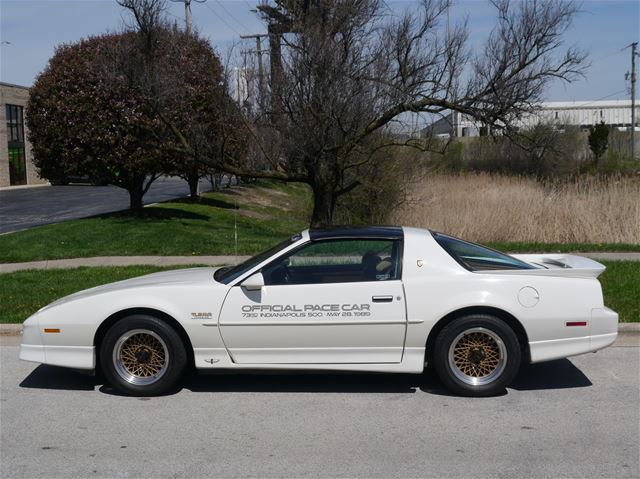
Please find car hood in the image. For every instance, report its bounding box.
[41,267,222,311]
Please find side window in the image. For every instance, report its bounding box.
[262,239,401,286]
[432,232,537,271]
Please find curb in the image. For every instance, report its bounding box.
[0,324,22,336]
[618,323,640,333]
[1,323,639,337]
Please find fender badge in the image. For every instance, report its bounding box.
[417,260,424,267]
[204,358,220,364]
[191,312,213,319]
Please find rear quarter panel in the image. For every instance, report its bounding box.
[401,228,604,350]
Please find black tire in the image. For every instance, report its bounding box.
[100,315,187,396]
[433,314,521,397]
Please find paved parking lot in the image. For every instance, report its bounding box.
[1,337,638,479]
[0,177,214,234]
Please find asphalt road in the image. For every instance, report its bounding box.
[0,177,215,234]
[1,338,638,479]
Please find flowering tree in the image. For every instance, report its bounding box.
[27,27,230,213]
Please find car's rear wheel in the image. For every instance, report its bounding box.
[100,315,187,396]
[433,315,521,397]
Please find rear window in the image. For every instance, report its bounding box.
[432,232,537,271]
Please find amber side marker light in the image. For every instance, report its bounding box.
[43,328,61,333]
[566,321,588,327]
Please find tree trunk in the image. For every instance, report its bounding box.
[310,183,336,228]
[187,174,199,200]
[128,182,145,215]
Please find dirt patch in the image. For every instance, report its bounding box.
[236,209,272,220]
[219,185,295,212]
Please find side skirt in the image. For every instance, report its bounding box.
[193,347,426,374]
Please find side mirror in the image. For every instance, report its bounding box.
[241,272,265,291]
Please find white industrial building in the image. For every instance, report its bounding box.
[423,100,639,138]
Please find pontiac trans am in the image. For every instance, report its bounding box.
[19,227,618,397]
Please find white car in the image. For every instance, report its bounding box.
[19,227,618,397]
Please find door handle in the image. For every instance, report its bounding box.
[372,295,394,303]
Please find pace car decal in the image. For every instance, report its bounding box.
[241,303,371,318]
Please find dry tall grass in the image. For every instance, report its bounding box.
[391,174,640,244]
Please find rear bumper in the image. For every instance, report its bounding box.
[529,307,618,363]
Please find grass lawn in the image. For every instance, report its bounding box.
[0,265,201,324]
[0,181,311,263]
[598,261,640,325]
[1,261,637,324]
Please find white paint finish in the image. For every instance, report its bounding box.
[219,280,407,363]
[19,227,618,378]
[518,286,540,308]
[18,344,45,363]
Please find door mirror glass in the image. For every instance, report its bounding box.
[241,272,265,290]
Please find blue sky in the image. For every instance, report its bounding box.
[1,0,638,101]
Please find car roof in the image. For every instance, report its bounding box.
[308,226,404,241]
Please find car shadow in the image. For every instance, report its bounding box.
[174,196,238,210]
[19,364,101,391]
[19,358,591,396]
[511,359,592,390]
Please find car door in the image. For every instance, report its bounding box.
[218,238,407,364]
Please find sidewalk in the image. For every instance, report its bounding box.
[1,252,638,274]
[0,255,250,273]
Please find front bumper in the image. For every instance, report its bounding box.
[19,314,95,370]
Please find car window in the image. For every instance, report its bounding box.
[261,239,401,285]
[214,235,300,284]
[432,232,537,271]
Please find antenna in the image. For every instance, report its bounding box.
[234,197,238,261]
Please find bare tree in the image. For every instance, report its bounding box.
[120,0,587,226]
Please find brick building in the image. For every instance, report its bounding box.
[0,82,47,188]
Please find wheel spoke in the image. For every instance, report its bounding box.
[113,330,169,385]
[448,327,507,386]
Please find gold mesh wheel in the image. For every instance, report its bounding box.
[113,329,169,385]
[448,327,507,386]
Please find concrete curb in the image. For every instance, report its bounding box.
[0,183,50,192]
[0,324,22,336]
[1,322,639,337]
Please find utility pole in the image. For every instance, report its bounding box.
[240,34,268,104]
[171,0,205,35]
[630,42,638,159]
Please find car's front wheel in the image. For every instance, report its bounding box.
[433,315,521,397]
[100,315,187,396]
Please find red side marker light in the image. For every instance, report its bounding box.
[566,321,587,327]
[43,328,61,333]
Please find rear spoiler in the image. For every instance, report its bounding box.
[504,254,607,279]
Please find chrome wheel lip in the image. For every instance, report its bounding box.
[113,329,169,386]
[448,327,507,387]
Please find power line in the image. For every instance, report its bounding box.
[203,1,243,36]
[560,89,628,108]
[590,46,626,65]
[213,0,251,34]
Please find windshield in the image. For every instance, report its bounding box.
[213,235,301,284]
[432,232,537,271]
